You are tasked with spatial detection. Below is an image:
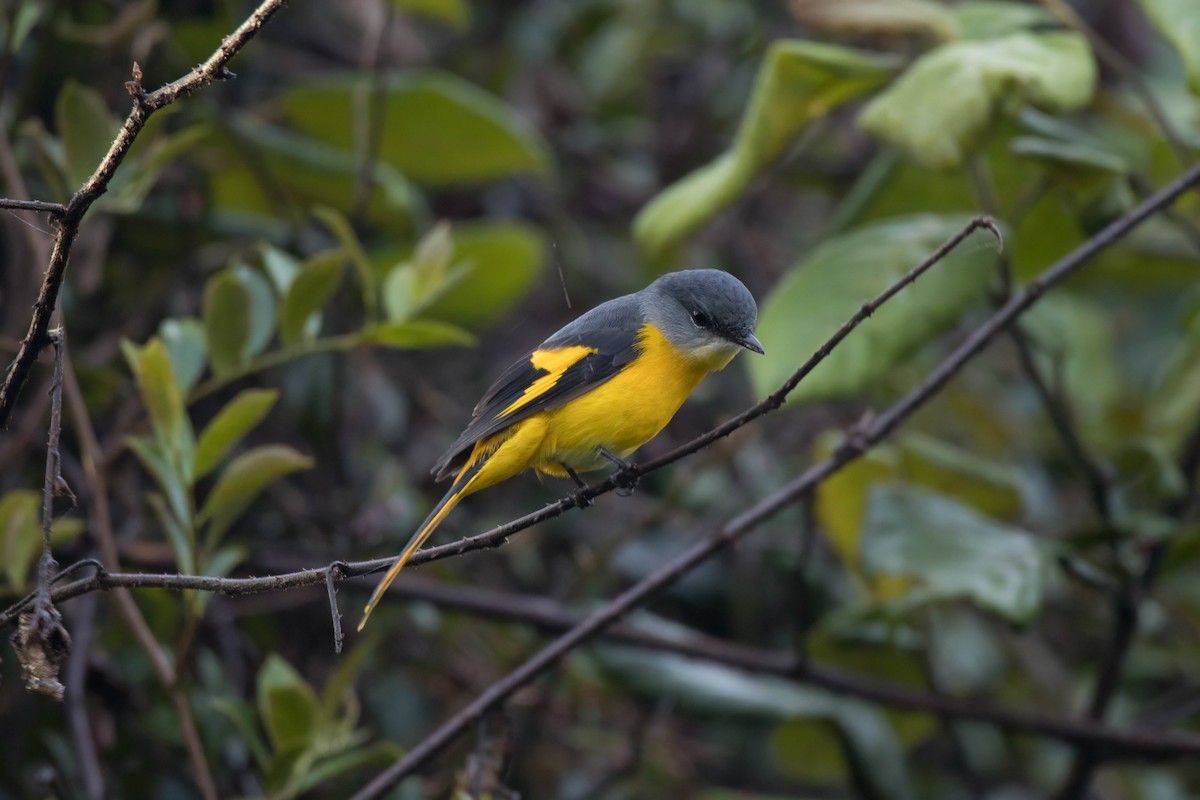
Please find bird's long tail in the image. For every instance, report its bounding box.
[357,452,489,631]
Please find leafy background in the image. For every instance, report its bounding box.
[2,0,1200,797]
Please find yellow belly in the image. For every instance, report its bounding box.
[532,324,729,475]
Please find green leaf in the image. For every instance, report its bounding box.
[145,490,195,575]
[421,222,545,327]
[126,435,193,557]
[212,120,416,227]
[1022,293,1122,445]
[382,222,464,321]
[280,252,344,346]
[634,41,894,259]
[132,338,195,476]
[158,318,208,395]
[256,654,320,755]
[198,445,313,542]
[55,80,120,189]
[260,244,301,296]
[859,32,1096,170]
[861,483,1051,622]
[389,0,468,30]
[1010,136,1128,176]
[194,389,280,479]
[232,263,278,360]
[358,320,475,349]
[313,206,377,320]
[1139,0,1200,93]
[749,215,998,401]
[104,125,209,214]
[281,71,552,186]
[898,434,1025,520]
[814,433,900,572]
[0,490,86,592]
[789,0,958,40]
[0,490,41,590]
[951,1,1055,40]
[203,271,252,377]
[294,742,405,796]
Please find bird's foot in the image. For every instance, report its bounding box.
[599,449,639,497]
[561,463,593,509]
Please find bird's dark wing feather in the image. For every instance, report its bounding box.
[431,319,643,481]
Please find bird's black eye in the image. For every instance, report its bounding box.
[691,309,710,328]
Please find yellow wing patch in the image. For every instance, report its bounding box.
[500,345,597,418]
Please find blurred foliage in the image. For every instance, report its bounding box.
[2,0,1200,798]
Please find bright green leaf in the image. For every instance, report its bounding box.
[383,222,465,321]
[158,318,208,394]
[281,71,552,186]
[750,215,998,401]
[421,222,545,327]
[280,252,344,346]
[1139,0,1200,93]
[55,80,120,190]
[133,338,194,475]
[358,320,475,349]
[256,654,320,755]
[194,389,280,479]
[198,445,313,542]
[859,32,1096,170]
[634,41,894,259]
[126,435,193,554]
[203,271,252,377]
[861,483,1051,622]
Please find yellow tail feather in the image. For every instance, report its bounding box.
[357,471,476,631]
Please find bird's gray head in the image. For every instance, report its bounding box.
[642,269,763,369]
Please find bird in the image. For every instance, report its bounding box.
[358,269,763,630]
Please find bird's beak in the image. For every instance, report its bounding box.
[736,333,764,354]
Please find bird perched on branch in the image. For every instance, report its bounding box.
[359,269,763,630]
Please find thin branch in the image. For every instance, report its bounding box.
[326,562,347,655]
[351,162,1200,798]
[0,0,287,429]
[0,198,66,214]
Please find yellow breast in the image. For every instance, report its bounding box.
[532,323,725,475]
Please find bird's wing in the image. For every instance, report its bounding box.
[431,315,644,482]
